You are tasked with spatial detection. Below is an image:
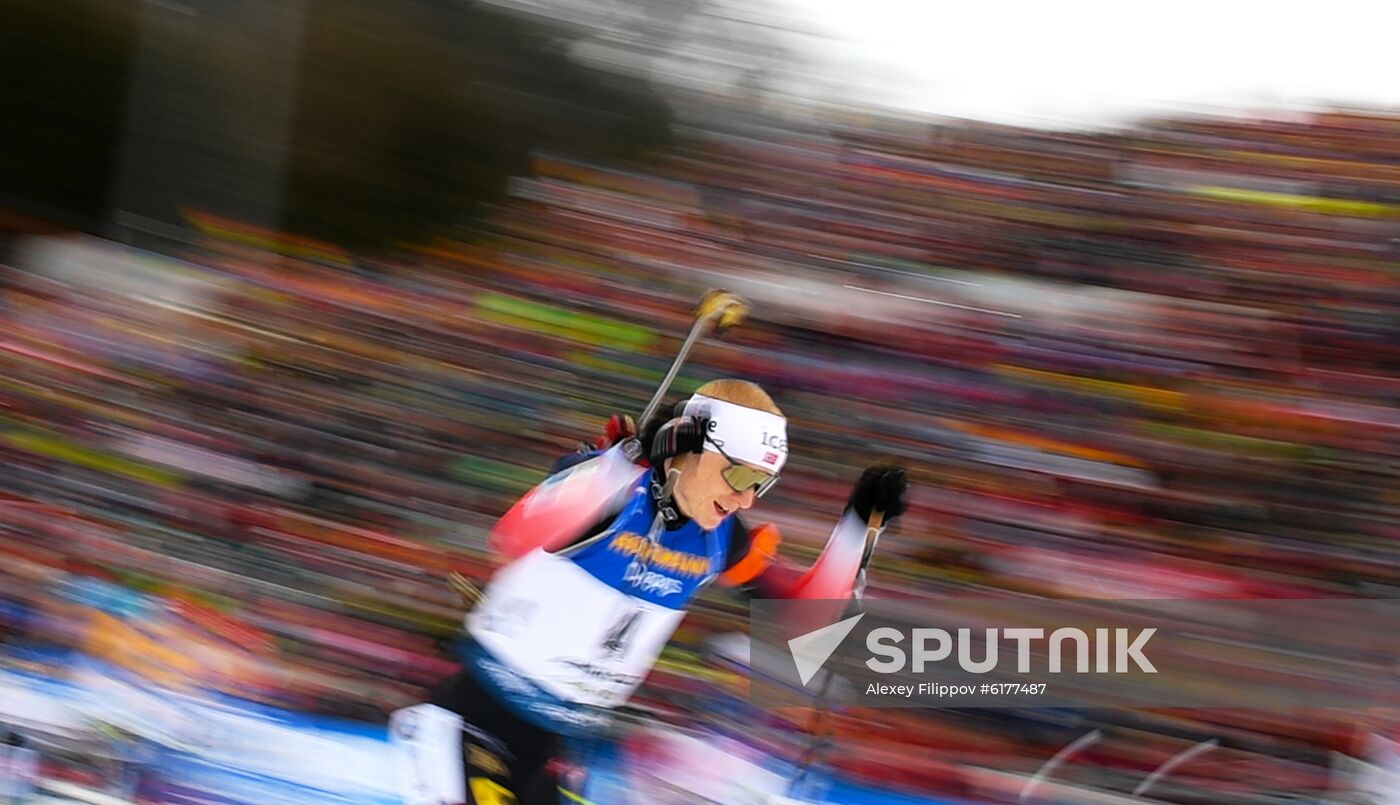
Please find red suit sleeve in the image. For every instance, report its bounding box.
[745,510,874,600]
[715,523,782,588]
[489,446,647,560]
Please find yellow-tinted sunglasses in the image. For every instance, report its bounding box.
[707,436,780,498]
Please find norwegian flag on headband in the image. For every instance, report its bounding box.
[763,452,779,465]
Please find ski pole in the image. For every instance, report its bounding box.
[638,289,748,429]
[789,509,885,794]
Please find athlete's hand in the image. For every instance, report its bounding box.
[847,465,908,522]
[593,413,637,451]
[640,414,710,468]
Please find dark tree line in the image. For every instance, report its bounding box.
[1,0,673,249]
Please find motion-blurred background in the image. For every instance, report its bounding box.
[2,1,1399,803]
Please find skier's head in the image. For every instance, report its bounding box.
[669,379,786,529]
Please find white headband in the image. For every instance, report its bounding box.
[681,394,788,473]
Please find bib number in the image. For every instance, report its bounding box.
[600,607,641,658]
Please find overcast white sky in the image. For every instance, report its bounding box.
[776,0,1400,128]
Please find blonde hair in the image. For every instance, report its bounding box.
[692,379,782,417]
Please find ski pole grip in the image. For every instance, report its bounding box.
[695,289,748,333]
[866,509,885,535]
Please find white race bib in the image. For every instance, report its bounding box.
[468,549,687,708]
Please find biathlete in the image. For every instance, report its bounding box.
[391,378,908,804]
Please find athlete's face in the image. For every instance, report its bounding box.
[671,450,760,529]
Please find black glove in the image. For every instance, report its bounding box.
[847,465,908,522]
[638,414,710,468]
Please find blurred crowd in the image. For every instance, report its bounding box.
[1,107,1398,803]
